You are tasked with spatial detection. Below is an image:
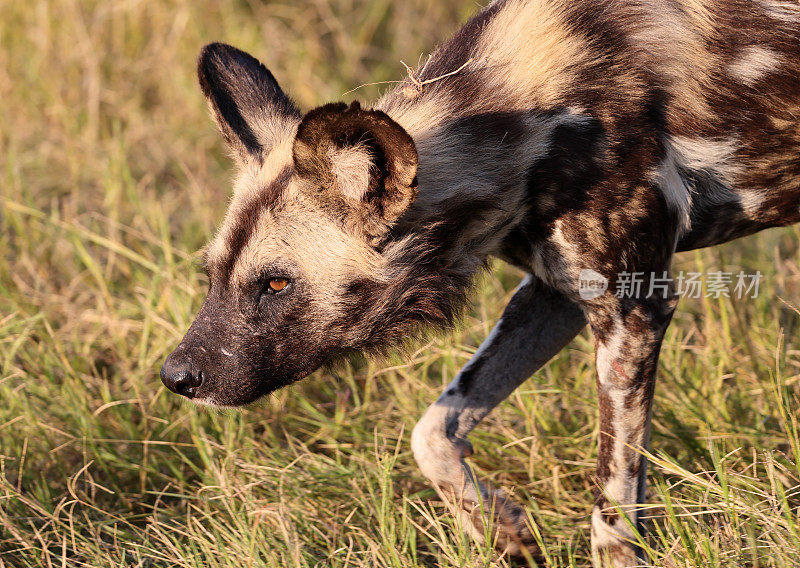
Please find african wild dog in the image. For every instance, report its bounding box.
[161,0,800,565]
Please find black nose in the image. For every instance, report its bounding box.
[160,358,204,398]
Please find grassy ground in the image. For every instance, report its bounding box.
[1,1,800,566]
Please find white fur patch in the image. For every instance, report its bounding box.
[665,134,759,219]
[595,317,625,387]
[591,505,637,552]
[667,134,743,213]
[758,0,800,23]
[738,187,768,217]
[668,135,740,180]
[654,140,693,234]
[330,143,373,203]
[728,45,781,86]
[532,217,589,297]
[411,398,476,503]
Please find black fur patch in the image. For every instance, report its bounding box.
[340,226,476,353]
[163,273,333,406]
[502,116,606,257]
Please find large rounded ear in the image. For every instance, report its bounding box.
[198,43,300,162]
[292,102,418,235]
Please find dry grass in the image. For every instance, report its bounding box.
[1,1,799,566]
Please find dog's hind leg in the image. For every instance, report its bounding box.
[411,274,586,557]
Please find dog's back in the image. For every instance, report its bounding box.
[380,0,800,255]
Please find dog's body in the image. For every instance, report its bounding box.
[162,1,800,565]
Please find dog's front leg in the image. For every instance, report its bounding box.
[587,293,677,567]
[412,275,586,557]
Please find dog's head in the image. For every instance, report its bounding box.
[161,43,419,406]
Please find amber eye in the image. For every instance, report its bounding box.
[267,278,289,293]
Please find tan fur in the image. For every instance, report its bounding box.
[204,139,386,321]
[471,0,600,108]
[631,1,719,123]
[235,193,383,307]
[205,137,295,267]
